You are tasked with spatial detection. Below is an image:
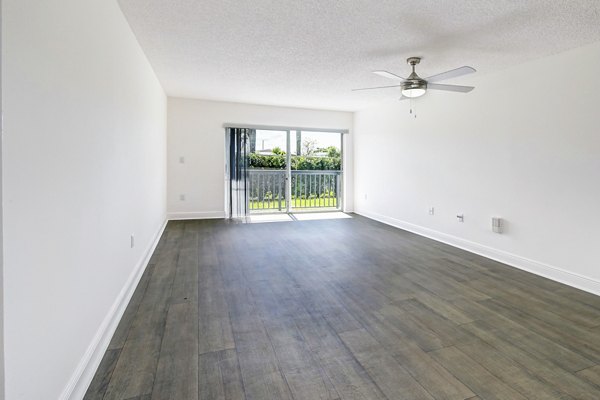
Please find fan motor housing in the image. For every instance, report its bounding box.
[402,79,427,91]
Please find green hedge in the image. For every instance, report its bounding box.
[249,153,340,170]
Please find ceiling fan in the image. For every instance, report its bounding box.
[353,57,476,99]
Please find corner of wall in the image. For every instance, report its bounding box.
[0,0,5,395]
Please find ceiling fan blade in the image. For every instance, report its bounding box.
[351,84,402,92]
[373,70,405,81]
[427,83,475,93]
[425,66,476,83]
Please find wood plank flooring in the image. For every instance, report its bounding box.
[84,215,600,399]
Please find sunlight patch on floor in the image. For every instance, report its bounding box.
[247,214,294,223]
[246,212,351,223]
[293,212,352,221]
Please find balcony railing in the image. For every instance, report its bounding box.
[248,169,341,212]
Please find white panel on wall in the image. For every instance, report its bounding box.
[353,40,600,294]
[167,98,354,219]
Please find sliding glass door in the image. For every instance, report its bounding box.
[243,128,343,215]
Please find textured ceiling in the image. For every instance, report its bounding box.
[118,0,600,111]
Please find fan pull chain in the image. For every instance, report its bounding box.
[409,98,417,118]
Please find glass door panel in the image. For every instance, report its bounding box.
[247,130,288,213]
[290,131,342,212]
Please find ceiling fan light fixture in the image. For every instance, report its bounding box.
[401,81,427,98]
[353,56,476,99]
[402,87,426,98]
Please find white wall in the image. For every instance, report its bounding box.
[0,0,4,396]
[168,98,354,218]
[2,1,167,399]
[354,41,600,295]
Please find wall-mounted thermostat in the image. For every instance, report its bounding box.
[492,217,504,233]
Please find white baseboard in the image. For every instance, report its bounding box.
[355,209,600,297]
[60,219,168,400]
[167,211,225,220]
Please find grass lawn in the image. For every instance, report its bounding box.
[250,197,338,210]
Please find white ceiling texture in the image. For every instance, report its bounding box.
[118,0,600,111]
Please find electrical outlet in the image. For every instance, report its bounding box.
[492,217,504,233]
[429,207,435,215]
[364,193,368,200]
[180,194,186,201]
[130,234,135,248]
[179,156,185,164]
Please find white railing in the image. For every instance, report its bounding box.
[248,169,341,212]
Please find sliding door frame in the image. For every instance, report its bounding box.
[286,130,292,212]
[224,124,347,217]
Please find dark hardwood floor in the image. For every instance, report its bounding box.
[84,215,600,399]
